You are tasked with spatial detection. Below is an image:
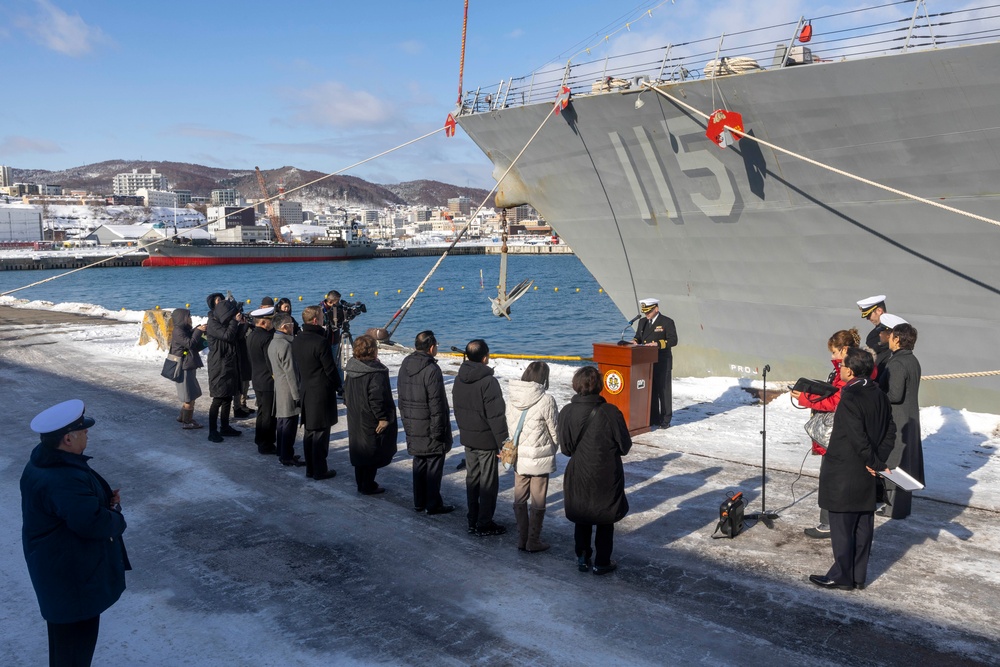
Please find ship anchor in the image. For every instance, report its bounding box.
[489,209,533,319]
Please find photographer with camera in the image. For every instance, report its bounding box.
[320,290,367,392]
[320,291,347,391]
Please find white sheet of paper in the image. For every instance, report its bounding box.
[878,467,924,491]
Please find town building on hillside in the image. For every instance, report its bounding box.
[447,196,471,216]
[412,208,432,223]
[135,188,178,208]
[0,165,12,188]
[113,169,167,196]
[510,204,536,224]
[273,200,303,226]
[173,189,192,206]
[0,202,43,242]
[207,206,255,230]
[210,189,241,206]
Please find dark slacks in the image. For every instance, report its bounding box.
[650,360,672,426]
[48,615,100,667]
[827,510,874,587]
[276,416,299,461]
[574,523,615,566]
[208,396,232,432]
[303,427,331,478]
[254,390,276,450]
[354,465,379,493]
[465,447,499,529]
[412,453,446,511]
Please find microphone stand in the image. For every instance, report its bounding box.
[618,313,642,345]
[745,364,779,528]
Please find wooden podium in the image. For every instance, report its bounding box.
[593,342,658,435]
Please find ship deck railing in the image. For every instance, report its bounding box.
[460,1,1000,115]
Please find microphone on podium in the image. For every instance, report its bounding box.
[618,313,642,345]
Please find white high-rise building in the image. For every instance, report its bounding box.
[211,189,240,206]
[0,165,12,188]
[113,169,167,195]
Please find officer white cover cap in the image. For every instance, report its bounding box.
[30,399,95,435]
[639,298,659,310]
[250,306,275,317]
[879,313,908,329]
[856,295,886,309]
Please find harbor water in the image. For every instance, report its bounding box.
[0,254,626,358]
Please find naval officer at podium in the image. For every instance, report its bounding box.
[632,298,678,428]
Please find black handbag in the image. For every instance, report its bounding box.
[161,354,184,383]
[712,491,745,539]
[791,377,837,399]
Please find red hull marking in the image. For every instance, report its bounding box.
[142,255,365,267]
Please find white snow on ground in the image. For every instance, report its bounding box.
[3,299,1000,665]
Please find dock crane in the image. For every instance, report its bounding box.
[254,166,285,243]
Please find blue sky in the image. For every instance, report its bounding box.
[0,0,904,187]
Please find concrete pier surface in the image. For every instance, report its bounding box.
[1,306,997,666]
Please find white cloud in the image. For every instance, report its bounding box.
[282,81,394,129]
[0,135,64,155]
[399,40,424,55]
[16,0,107,57]
[507,28,525,39]
[160,124,252,143]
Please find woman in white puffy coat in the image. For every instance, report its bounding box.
[505,362,559,552]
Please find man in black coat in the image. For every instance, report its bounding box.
[452,339,508,536]
[247,307,277,455]
[811,347,896,591]
[633,298,678,428]
[291,305,340,480]
[205,293,245,443]
[21,399,131,667]
[398,330,454,514]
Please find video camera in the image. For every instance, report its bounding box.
[342,300,367,322]
[225,290,245,316]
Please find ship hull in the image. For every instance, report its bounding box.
[142,242,376,267]
[458,42,1000,411]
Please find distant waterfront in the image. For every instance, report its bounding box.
[0,254,625,358]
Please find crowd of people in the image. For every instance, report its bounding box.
[18,288,933,665]
[164,290,634,568]
[792,294,925,591]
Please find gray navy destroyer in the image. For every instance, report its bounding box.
[456,2,1000,411]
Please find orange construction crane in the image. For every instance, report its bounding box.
[255,166,285,243]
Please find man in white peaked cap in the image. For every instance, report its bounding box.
[21,399,130,667]
[633,298,678,428]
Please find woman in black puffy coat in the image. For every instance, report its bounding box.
[343,334,398,494]
[558,366,632,575]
